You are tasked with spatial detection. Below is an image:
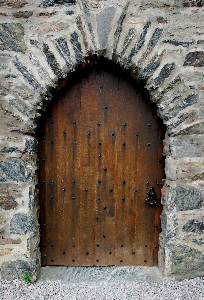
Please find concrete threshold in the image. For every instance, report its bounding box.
[39,266,164,284]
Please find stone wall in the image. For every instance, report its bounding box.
[0,0,203,280]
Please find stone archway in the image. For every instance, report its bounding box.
[0,0,204,280]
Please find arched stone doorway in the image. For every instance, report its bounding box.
[37,60,165,267]
[0,0,204,281]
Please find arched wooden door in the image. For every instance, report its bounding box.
[38,62,165,267]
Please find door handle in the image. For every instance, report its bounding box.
[145,187,158,206]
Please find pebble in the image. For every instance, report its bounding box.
[0,277,204,300]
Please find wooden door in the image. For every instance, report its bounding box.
[38,62,165,267]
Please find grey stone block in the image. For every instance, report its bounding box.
[167,187,203,212]
[146,63,175,90]
[169,140,201,158]
[119,28,135,59]
[10,213,36,234]
[25,138,37,155]
[97,7,115,49]
[126,21,151,68]
[173,121,204,136]
[183,219,204,234]
[0,23,26,53]
[165,94,199,120]
[113,2,129,53]
[140,28,163,61]
[42,43,64,78]
[0,260,35,280]
[13,58,44,93]
[184,51,204,67]
[70,32,83,63]
[138,53,161,81]
[56,37,72,66]
[163,39,195,47]
[81,1,96,50]
[39,0,76,6]
[167,110,197,132]
[0,158,33,182]
[161,211,178,239]
[165,243,204,278]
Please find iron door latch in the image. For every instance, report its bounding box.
[145,187,158,206]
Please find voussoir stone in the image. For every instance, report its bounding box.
[97,7,115,50]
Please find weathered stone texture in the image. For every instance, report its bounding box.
[56,37,72,66]
[25,138,37,155]
[0,0,28,8]
[0,158,33,182]
[160,211,178,240]
[113,2,129,53]
[126,22,151,68]
[166,187,203,212]
[173,121,204,136]
[119,28,135,59]
[12,11,33,19]
[183,219,204,234]
[39,0,76,6]
[81,0,96,50]
[184,51,204,67]
[165,244,204,278]
[42,43,64,78]
[0,238,21,245]
[0,23,26,53]
[0,260,35,280]
[169,140,201,158]
[163,39,195,47]
[164,94,199,121]
[10,213,36,234]
[138,54,162,81]
[146,63,175,90]
[70,32,83,63]
[13,58,44,93]
[97,7,115,50]
[0,190,18,210]
[140,28,163,62]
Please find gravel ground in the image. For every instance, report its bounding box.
[0,267,204,300]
